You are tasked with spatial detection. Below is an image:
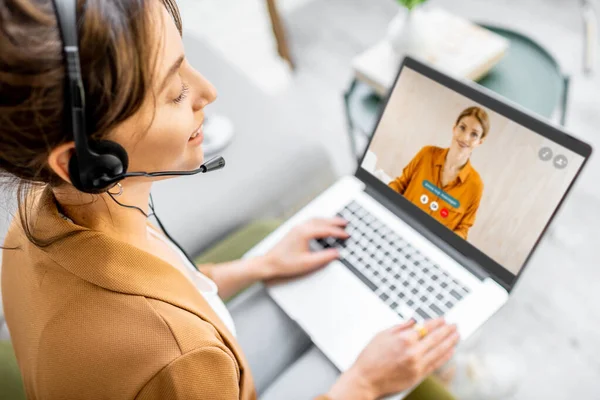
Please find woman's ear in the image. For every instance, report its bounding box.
[47,142,75,184]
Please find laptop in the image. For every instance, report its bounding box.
[245,57,592,396]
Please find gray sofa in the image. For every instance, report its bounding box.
[0,36,338,341]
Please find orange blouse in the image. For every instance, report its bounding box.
[388,146,484,239]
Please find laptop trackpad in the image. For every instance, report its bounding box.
[267,260,403,371]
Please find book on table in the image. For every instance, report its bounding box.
[353,8,510,96]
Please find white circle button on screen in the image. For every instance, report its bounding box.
[420,194,429,205]
[430,201,439,211]
[553,154,568,169]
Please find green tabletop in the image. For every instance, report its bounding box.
[345,25,568,159]
[478,25,566,122]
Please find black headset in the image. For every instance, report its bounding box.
[51,0,225,195]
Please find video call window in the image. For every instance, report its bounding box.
[362,67,584,275]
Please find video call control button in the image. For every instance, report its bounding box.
[538,146,553,162]
[422,180,460,209]
[430,201,439,212]
[420,194,429,205]
[553,154,568,169]
[440,208,449,218]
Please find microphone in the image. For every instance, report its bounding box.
[197,156,226,173]
[98,156,226,187]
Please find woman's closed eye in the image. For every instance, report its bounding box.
[172,82,190,104]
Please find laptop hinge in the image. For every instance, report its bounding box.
[364,185,490,282]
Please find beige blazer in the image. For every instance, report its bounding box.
[2,188,286,399]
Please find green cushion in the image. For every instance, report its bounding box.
[406,376,455,400]
[194,219,283,265]
[195,219,456,400]
[0,340,26,400]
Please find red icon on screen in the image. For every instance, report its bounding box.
[440,208,449,218]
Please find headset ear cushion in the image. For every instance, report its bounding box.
[68,140,129,193]
[90,140,129,173]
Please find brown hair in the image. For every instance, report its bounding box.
[0,0,182,247]
[455,106,490,139]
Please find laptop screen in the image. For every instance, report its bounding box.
[360,65,586,277]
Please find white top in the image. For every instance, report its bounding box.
[148,227,237,337]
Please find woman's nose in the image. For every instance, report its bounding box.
[192,72,218,111]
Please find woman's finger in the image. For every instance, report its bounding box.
[300,248,340,270]
[390,318,417,333]
[311,217,348,227]
[421,332,460,371]
[303,224,349,240]
[416,322,456,354]
[424,346,456,376]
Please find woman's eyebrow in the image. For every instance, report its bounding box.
[158,55,185,94]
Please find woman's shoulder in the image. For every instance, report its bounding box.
[465,164,484,193]
[31,285,230,396]
[415,145,445,160]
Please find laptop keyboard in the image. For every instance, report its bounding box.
[315,201,470,323]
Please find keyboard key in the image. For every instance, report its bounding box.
[415,308,431,320]
[429,303,444,316]
[333,202,469,321]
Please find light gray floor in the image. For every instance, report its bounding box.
[179,0,600,398]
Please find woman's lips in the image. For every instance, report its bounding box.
[457,141,469,149]
[188,124,204,145]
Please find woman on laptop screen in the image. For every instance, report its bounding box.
[388,107,488,239]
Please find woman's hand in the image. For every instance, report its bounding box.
[263,217,349,281]
[327,319,459,400]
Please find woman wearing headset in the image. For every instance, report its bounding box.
[0,1,459,399]
[388,107,488,240]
